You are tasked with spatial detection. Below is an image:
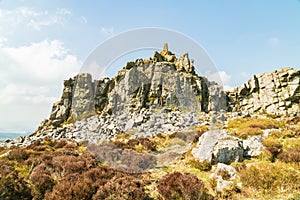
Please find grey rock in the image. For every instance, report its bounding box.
[125,119,135,131]
[243,136,265,157]
[209,163,239,193]
[191,130,221,163]
[71,73,95,120]
[213,134,244,164]
[192,130,244,164]
[228,68,300,116]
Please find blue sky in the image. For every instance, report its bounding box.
[0,0,300,133]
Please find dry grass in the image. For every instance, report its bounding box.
[239,162,300,198]
[228,117,284,139]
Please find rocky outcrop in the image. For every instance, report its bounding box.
[228,68,300,116]
[70,73,95,120]
[49,78,75,126]
[26,44,299,149]
[43,44,228,131]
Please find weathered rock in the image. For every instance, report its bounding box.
[243,135,265,157]
[71,73,95,120]
[209,163,239,193]
[49,78,75,126]
[26,44,299,150]
[192,130,244,164]
[214,134,244,164]
[125,119,134,131]
[228,68,300,116]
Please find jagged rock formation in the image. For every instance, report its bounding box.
[228,67,300,116]
[47,44,228,130]
[47,46,300,135]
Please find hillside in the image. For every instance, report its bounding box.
[0,45,299,199]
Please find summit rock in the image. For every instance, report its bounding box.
[48,44,228,128]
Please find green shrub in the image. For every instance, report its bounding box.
[187,158,212,171]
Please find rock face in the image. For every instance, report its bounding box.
[49,78,75,126]
[44,44,228,130]
[228,68,300,116]
[71,73,95,120]
[191,129,267,164]
[191,130,244,164]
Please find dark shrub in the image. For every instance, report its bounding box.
[278,148,300,163]
[30,164,55,199]
[0,160,15,177]
[54,140,68,148]
[45,174,79,200]
[0,146,5,153]
[266,146,282,162]
[88,143,157,173]
[120,150,157,173]
[52,155,86,175]
[92,176,151,200]
[158,172,212,200]
[46,175,95,200]
[7,148,29,162]
[0,168,32,199]
[113,138,157,152]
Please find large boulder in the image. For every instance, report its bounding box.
[192,130,244,164]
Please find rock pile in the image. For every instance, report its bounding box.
[4,109,202,147]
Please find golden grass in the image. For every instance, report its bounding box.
[239,162,300,199]
[227,117,284,139]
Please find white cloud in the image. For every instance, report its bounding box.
[0,40,80,83]
[27,8,72,31]
[80,16,87,24]
[0,7,71,32]
[268,37,280,47]
[204,70,233,91]
[0,40,81,132]
[0,36,7,47]
[100,27,114,36]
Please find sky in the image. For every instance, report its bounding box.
[0,0,300,133]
